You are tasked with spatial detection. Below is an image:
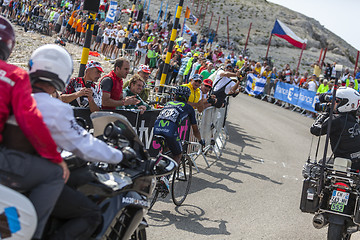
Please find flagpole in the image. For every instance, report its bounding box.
[159,0,184,93]
[146,0,151,16]
[320,47,327,69]
[215,16,220,36]
[157,0,163,23]
[199,0,203,16]
[243,22,252,55]
[318,48,323,65]
[226,16,229,49]
[143,0,147,8]
[201,2,208,28]
[181,17,186,37]
[196,0,200,14]
[123,0,137,50]
[354,51,359,78]
[296,43,306,73]
[265,34,272,59]
[208,12,213,29]
[164,0,169,22]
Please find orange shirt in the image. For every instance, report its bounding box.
[75,19,82,32]
[68,10,77,26]
[82,22,87,33]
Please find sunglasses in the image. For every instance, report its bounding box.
[204,85,212,89]
[194,80,202,83]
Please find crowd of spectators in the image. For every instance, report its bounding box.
[2,0,359,117]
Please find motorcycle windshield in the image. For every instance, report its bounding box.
[90,111,143,147]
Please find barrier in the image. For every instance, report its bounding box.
[263,81,319,113]
[73,102,229,171]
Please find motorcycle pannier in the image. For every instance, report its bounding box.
[300,178,320,213]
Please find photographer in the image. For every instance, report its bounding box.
[61,61,103,112]
[198,79,217,112]
[310,87,360,169]
[211,64,241,108]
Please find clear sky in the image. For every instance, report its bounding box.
[268,0,359,51]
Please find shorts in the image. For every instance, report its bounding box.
[135,50,141,57]
[55,23,61,33]
[66,24,71,31]
[208,38,214,44]
[70,27,75,34]
[95,36,102,43]
[75,31,81,38]
[117,41,123,48]
[103,37,109,45]
[153,120,182,155]
[108,37,115,45]
[80,32,86,39]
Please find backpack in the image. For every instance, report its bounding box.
[210,77,233,108]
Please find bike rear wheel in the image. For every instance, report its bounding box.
[171,154,192,206]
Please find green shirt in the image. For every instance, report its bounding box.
[317,84,329,94]
[200,70,211,79]
[117,87,151,111]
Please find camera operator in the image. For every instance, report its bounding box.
[310,87,360,169]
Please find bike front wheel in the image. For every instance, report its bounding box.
[171,154,192,206]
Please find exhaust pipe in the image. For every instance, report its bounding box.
[313,214,328,229]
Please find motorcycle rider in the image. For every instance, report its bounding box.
[28,44,136,240]
[310,87,360,169]
[153,86,204,164]
[0,16,69,240]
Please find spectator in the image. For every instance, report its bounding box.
[200,62,213,80]
[182,73,203,109]
[124,64,151,102]
[305,74,318,92]
[311,62,321,77]
[299,71,308,87]
[100,57,140,110]
[61,61,104,112]
[316,79,329,95]
[198,78,216,112]
[119,74,150,114]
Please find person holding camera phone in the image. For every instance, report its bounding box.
[61,61,104,112]
[311,87,360,169]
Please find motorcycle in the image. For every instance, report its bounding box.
[45,112,177,240]
[300,157,360,240]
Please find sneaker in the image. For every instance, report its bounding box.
[160,176,170,193]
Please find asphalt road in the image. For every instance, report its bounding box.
[146,93,360,240]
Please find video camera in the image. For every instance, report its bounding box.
[314,94,332,113]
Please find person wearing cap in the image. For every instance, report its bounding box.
[212,64,241,108]
[124,64,151,102]
[182,74,202,109]
[61,61,104,112]
[304,74,318,92]
[197,78,217,111]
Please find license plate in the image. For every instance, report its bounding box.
[330,190,349,213]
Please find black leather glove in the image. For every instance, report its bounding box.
[199,139,205,148]
[121,147,137,168]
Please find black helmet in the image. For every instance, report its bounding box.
[0,16,15,61]
[173,86,191,102]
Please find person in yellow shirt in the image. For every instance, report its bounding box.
[311,62,321,77]
[253,62,262,75]
[182,74,202,109]
[236,55,245,69]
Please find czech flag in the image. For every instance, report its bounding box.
[271,19,307,49]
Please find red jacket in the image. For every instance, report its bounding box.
[100,70,123,110]
[0,60,62,163]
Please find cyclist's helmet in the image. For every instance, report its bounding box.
[335,87,360,113]
[0,16,15,61]
[173,86,191,102]
[28,44,73,91]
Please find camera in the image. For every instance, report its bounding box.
[85,81,92,88]
[207,97,216,105]
[314,102,331,112]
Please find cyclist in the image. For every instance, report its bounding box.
[153,86,205,164]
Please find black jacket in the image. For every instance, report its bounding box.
[310,112,360,162]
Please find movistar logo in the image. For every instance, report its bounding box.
[168,101,185,107]
[159,120,170,127]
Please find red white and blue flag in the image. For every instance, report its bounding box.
[271,19,307,49]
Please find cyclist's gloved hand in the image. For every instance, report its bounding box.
[120,147,137,168]
[199,139,205,148]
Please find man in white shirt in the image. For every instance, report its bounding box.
[28,44,136,239]
[305,74,318,92]
[212,64,241,108]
